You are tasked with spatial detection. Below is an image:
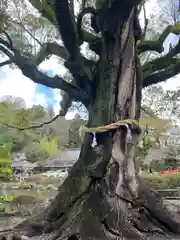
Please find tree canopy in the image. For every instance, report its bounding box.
[0,0,180,117]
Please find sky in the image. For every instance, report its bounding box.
[0,55,75,118]
[0,0,180,120]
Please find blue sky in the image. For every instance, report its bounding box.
[0,55,77,119]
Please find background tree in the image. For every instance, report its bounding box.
[68,113,86,148]
[0,97,46,151]
[0,95,86,155]
[138,86,180,172]
[1,0,180,239]
[0,146,12,181]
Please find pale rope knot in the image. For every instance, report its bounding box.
[124,123,132,155]
[79,119,141,148]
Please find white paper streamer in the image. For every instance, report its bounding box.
[91,133,97,148]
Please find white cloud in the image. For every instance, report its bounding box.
[39,56,67,76]
[0,55,66,104]
[0,55,76,119]
[0,64,36,107]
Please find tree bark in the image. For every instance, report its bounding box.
[4,3,180,240]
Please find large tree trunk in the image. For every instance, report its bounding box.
[4,3,180,240]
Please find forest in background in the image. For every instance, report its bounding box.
[0,94,86,163]
[1,84,180,170]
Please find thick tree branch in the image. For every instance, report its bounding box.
[69,0,75,22]
[29,0,97,47]
[84,31,99,43]
[0,41,89,105]
[142,57,180,77]
[1,31,13,46]
[0,33,93,103]
[0,37,17,53]
[28,0,56,25]
[0,59,13,67]
[28,0,95,97]
[0,8,92,127]
[143,60,180,87]
[55,0,79,60]
[29,0,98,48]
[34,42,94,95]
[34,42,69,65]
[18,58,89,105]
[0,38,92,126]
[138,22,180,54]
[48,0,94,98]
[34,42,95,71]
[0,45,14,59]
[142,39,180,76]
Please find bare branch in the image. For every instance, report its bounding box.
[142,38,180,78]
[34,42,69,65]
[141,106,158,118]
[137,23,180,53]
[0,59,13,67]
[2,31,13,46]
[0,45,14,59]
[1,92,72,131]
[143,60,180,88]
[17,21,42,46]
[142,57,180,77]
[0,35,17,53]
[1,112,62,131]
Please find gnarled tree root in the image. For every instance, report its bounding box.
[3,179,180,240]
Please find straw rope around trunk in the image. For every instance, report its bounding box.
[79,119,141,134]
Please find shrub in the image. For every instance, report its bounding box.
[149,159,168,172]
[39,137,60,157]
[24,144,49,163]
[144,172,180,189]
[24,137,60,163]
[25,174,60,185]
[0,146,13,181]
